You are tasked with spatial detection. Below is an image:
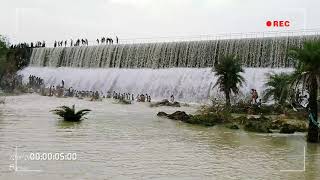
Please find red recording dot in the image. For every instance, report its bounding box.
[266,21,272,27]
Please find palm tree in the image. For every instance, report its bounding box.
[212,55,245,107]
[51,105,91,122]
[289,40,320,143]
[263,73,292,106]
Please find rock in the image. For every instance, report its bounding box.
[184,112,231,127]
[244,116,272,133]
[280,124,296,134]
[279,121,308,133]
[272,115,308,132]
[160,99,170,104]
[181,103,190,107]
[244,121,272,133]
[157,111,232,127]
[233,116,248,124]
[225,123,240,130]
[171,102,181,107]
[167,111,191,121]
[185,114,216,126]
[292,122,308,132]
[157,111,190,121]
[270,118,286,129]
[151,99,181,107]
[157,112,168,117]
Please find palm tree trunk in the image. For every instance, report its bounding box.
[307,76,319,143]
[225,90,231,107]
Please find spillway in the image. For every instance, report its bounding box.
[29,35,320,68]
[20,35,318,102]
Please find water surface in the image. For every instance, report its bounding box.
[0,95,319,180]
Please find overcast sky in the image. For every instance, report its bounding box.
[1,0,319,44]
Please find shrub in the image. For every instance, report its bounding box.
[51,105,91,122]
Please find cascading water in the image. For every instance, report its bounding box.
[20,35,316,102]
[28,35,320,68]
[19,67,294,102]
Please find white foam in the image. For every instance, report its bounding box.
[18,67,294,102]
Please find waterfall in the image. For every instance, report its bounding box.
[28,35,320,68]
[22,35,314,102]
[18,67,293,102]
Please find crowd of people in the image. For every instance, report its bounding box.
[23,75,315,113]
[54,36,119,47]
[96,36,119,45]
[9,36,120,49]
[27,77,160,103]
[27,76,264,107]
[10,41,46,49]
[54,39,89,47]
[28,75,44,89]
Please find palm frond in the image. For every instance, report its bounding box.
[75,109,91,116]
[51,105,91,122]
[263,72,293,105]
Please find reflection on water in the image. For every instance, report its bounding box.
[57,121,82,129]
[0,94,319,180]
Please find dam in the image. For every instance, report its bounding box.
[19,34,319,102]
[29,35,320,68]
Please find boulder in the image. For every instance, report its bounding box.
[280,123,296,134]
[279,121,308,134]
[272,116,308,132]
[225,123,240,130]
[233,116,248,124]
[167,111,191,121]
[157,112,168,117]
[157,111,233,127]
[291,121,308,132]
[181,103,190,107]
[171,101,181,107]
[244,116,272,133]
[270,118,286,129]
[151,99,181,107]
[160,99,170,104]
[184,112,231,127]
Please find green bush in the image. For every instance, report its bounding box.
[0,35,32,92]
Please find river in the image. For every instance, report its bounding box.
[0,95,319,180]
